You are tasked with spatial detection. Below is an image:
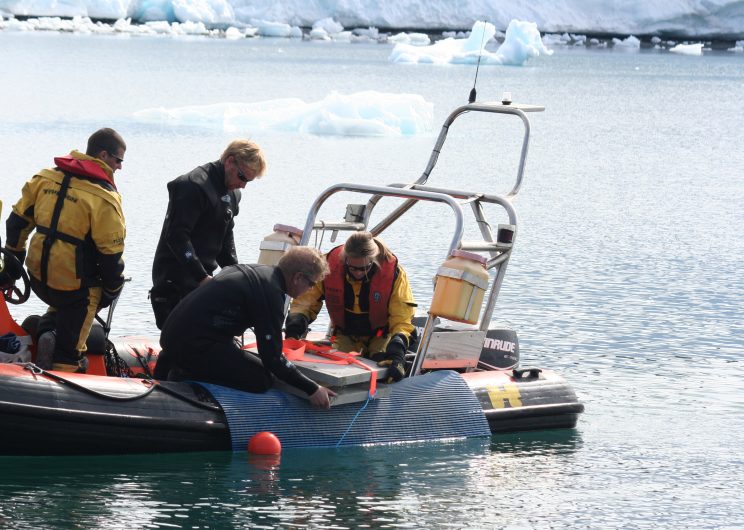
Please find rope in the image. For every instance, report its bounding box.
[23,362,156,401]
[335,392,373,448]
[21,362,221,411]
[246,338,379,442]
[243,339,378,398]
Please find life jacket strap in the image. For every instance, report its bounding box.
[40,173,73,286]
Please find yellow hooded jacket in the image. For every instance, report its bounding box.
[5,151,126,293]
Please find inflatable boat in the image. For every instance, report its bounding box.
[0,100,584,456]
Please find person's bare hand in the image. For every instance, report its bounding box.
[309,386,337,409]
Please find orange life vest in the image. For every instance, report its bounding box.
[324,245,396,335]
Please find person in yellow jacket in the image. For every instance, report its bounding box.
[3,128,127,372]
[285,231,416,382]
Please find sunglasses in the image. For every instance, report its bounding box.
[234,157,255,183]
[109,152,124,164]
[345,261,375,273]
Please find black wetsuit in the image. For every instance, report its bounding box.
[156,264,319,395]
[150,160,240,329]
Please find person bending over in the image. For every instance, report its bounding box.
[154,246,337,409]
[285,232,416,383]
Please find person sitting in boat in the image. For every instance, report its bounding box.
[149,139,266,330]
[3,128,127,373]
[284,231,416,383]
[154,246,337,409]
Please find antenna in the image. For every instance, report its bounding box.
[468,20,488,104]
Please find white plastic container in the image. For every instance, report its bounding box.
[429,250,489,324]
[257,224,303,266]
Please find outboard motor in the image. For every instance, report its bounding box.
[410,315,519,370]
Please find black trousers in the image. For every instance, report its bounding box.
[30,276,100,363]
[155,339,273,393]
[150,281,190,330]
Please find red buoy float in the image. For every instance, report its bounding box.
[248,431,282,455]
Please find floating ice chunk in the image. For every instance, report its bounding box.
[541,33,565,46]
[390,20,550,66]
[133,91,434,137]
[252,19,289,37]
[36,16,67,31]
[145,20,175,33]
[176,20,209,35]
[389,32,431,45]
[496,20,553,64]
[613,35,641,48]
[571,34,587,44]
[442,30,470,39]
[313,17,343,35]
[3,18,33,31]
[309,27,330,40]
[113,17,134,32]
[225,26,243,39]
[333,30,352,41]
[669,42,703,55]
[353,27,381,41]
[250,19,300,38]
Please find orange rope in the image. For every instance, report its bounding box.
[242,339,377,398]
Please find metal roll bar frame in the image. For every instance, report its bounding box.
[297,102,543,377]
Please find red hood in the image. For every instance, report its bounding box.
[54,155,117,190]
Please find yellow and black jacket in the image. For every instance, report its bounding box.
[5,151,126,295]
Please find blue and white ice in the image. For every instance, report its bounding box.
[4,0,741,138]
[133,91,434,137]
[1,0,743,39]
[389,20,552,65]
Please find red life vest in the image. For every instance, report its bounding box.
[324,245,397,335]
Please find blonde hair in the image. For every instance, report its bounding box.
[343,231,393,264]
[220,139,267,177]
[278,246,329,280]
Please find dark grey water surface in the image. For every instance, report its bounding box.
[1,32,742,529]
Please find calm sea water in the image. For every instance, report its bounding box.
[1,31,743,529]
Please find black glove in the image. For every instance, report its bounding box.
[284,313,309,339]
[98,288,119,310]
[0,250,23,290]
[0,270,14,291]
[372,334,408,383]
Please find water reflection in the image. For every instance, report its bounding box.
[0,432,582,528]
